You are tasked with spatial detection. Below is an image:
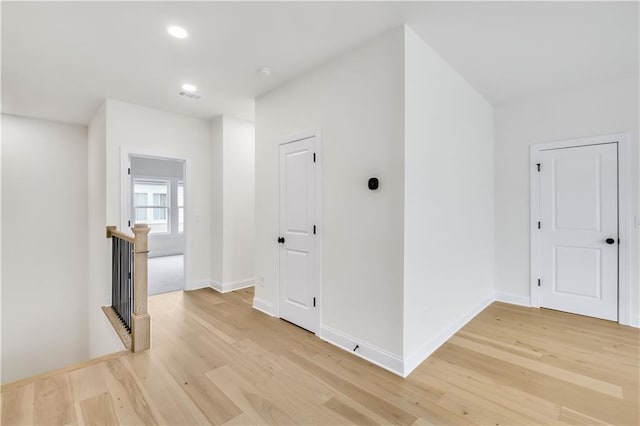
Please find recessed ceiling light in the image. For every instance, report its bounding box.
[181,83,197,92]
[167,25,188,39]
[257,66,272,78]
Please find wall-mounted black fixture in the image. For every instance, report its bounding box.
[368,177,379,191]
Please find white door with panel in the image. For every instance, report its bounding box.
[278,136,319,333]
[538,143,618,321]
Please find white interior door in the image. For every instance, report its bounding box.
[278,136,319,333]
[538,143,618,321]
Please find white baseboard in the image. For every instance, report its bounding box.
[252,297,277,317]
[494,291,531,307]
[148,250,183,259]
[403,295,494,377]
[184,281,211,291]
[210,278,254,294]
[319,325,404,377]
[630,314,640,328]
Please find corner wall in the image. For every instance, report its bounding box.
[221,116,255,287]
[494,77,640,323]
[1,114,92,382]
[88,103,124,358]
[210,117,224,285]
[403,27,495,374]
[254,28,405,358]
[210,116,256,291]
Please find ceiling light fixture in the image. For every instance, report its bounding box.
[181,83,197,92]
[167,25,188,39]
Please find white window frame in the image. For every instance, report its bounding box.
[177,180,185,234]
[132,177,172,235]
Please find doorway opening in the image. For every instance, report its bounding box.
[129,155,186,295]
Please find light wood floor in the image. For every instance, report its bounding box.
[2,288,638,425]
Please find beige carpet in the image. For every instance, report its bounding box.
[148,254,184,295]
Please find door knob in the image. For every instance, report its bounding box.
[605,238,616,245]
[278,237,285,244]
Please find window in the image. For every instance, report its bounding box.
[133,180,170,234]
[152,193,167,220]
[177,181,184,233]
[134,193,148,221]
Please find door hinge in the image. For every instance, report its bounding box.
[536,163,541,172]
[313,297,316,307]
[313,225,316,235]
[313,153,316,163]
[128,167,131,175]
[538,278,541,287]
[538,221,541,229]
[128,220,131,227]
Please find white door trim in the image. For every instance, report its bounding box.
[530,133,633,325]
[120,146,189,287]
[275,129,322,333]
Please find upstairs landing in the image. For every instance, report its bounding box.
[2,287,638,425]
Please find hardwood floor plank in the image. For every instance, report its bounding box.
[448,335,624,398]
[102,358,163,425]
[322,396,378,425]
[3,290,638,425]
[417,355,564,424]
[559,406,613,425]
[208,342,351,425]
[206,365,296,425]
[157,349,241,424]
[307,350,470,425]
[69,363,110,402]
[230,338,335,405]
[434,342,639,425]
[33,376,76,425]
[222,412,255,425]
[125,352,211,425]
[79,392,120,426]
[1,384,34,426]
[285,350,418,425]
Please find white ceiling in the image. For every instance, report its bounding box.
[2,2,638,125]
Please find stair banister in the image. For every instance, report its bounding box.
[131,223,151,352]
[105,223,150,352]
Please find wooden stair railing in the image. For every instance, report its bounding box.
[105,224,151,352]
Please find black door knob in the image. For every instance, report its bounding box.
[605,238,615,245]
[278,237,285,244]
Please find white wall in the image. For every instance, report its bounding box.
[88,103,124,358]
[210,117,224,284]
[104,99,211,290]
[209,116,255,289]
[494,77,640,323]
[1,114,90,383]
[221,116,255,285]
[403,27,495,372]
[255,28,405,356]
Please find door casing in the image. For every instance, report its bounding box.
[530,133,633,325]
[120,147,188,288]
[275,129,323,333]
